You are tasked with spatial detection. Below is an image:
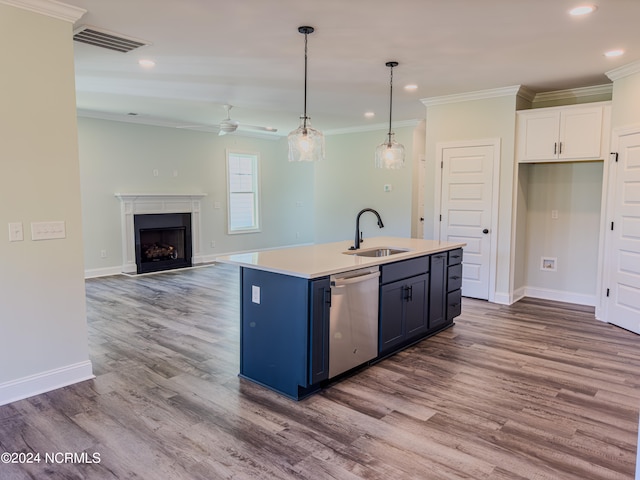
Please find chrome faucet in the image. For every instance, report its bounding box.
[350,208,384,250]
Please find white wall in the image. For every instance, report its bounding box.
[314,126,416,245]
[521,161,603,304]
[424,93,518,302]
[0,4,92,405]
[78,118,315,275]
[610,63,640,129]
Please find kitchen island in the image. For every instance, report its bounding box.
[217,236,465,400]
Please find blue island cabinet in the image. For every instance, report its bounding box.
[240,267,330,400]
[238,248,464,400]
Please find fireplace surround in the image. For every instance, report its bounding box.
[115,193,206,274]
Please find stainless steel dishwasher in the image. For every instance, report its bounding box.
[329,266,380,378]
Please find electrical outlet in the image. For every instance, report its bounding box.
[551,210,559,219]
[100,249,107,258]
[211,240,216,248]
[153,169,159,177]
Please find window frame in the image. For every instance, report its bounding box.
[226,150,261,235]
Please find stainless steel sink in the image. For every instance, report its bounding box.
[344,247,409,257]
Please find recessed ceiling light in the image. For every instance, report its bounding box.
[604,49,624,57]
[138,59,156,68]
[404,84,418,92]
[364,112,375,118]
[569,5,597,16]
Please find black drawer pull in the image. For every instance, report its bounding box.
[450,275,460,280]
[451,255,460,259]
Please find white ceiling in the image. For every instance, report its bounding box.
[65,0,640,136]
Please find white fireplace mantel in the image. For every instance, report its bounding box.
[115,193,207,274]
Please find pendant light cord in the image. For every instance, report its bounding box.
[303,29,309,132]
[387,64,394,145]
[384,61,398,146]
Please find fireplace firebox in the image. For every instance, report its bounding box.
[134,213,192,274]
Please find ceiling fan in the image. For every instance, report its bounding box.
[217,104,277,136]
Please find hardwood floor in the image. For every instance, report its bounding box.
[1,263,638,479]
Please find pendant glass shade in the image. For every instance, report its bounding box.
[376,61,405,169]
[288,117,325,162]
[375,133,405,169]
[289,26,324,162]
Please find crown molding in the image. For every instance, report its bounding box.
[0,0,86,22]
[516,86,536,103]
[421,85,522,107]
[77,109,282,141]
[532,84,612,103]
[606,60,640,82]
[325,119,421,136]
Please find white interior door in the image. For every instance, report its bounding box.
[438,143,496,300]
[606,130,640,333]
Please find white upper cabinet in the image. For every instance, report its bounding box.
[516,102,611,163]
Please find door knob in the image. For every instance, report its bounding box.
[482,228,489,234]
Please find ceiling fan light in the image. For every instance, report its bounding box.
[375,134,405,169]
[288,117,325,162]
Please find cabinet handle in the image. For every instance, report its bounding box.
[554,142,557,155]
[324,288,331,307]
[450,276,460,280]
[404,285,413,302]
[559,142,563,154]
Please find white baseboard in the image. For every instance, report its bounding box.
[491,287,594,307]
[84,265,123,278]
[0,360,94,407]
[523,286,596,307]
[492,291,513,305]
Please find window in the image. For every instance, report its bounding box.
[227,150,260,233]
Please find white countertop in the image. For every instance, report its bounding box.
[216,236,465,279]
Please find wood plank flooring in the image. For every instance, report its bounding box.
[1,263,639,479]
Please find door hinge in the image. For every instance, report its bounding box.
[611,152,619,162]
[606,288,610,297]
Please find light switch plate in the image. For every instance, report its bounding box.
[252,285,260,304]
[8,222,23,242]
[31,221,66,240]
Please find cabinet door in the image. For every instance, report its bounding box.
[558,106,603,160]
[517,110,560,162]
[429,253,448,330]
[309,277,330,385]
[379,280,406,355]
[404,273,429,341]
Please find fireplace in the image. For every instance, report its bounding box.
[115,194,206,275]
[134,213,192,274]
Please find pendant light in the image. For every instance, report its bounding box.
[375,61,405,169]
[288,26,325,162]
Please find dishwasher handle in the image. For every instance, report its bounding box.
[331,270,380,287]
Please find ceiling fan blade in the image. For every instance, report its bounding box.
[239,124,278,133]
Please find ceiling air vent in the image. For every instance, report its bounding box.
[73,26,150,53]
